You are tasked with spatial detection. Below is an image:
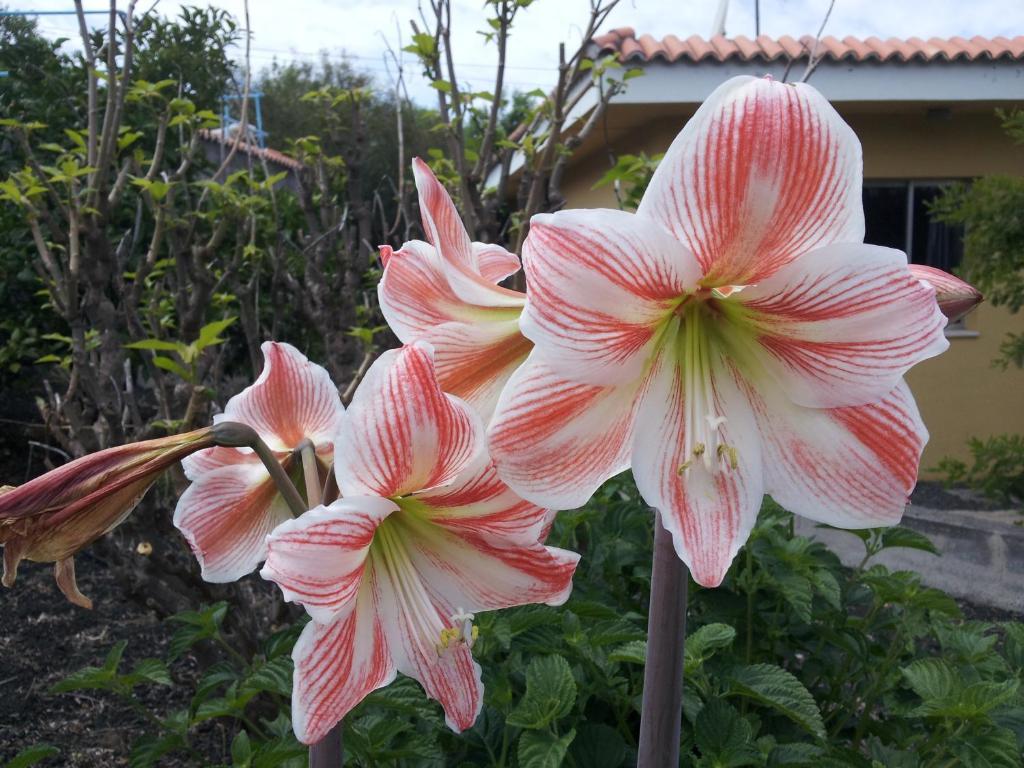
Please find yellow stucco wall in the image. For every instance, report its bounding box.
[559,102,1024,475]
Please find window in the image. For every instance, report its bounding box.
[862,181,965,271]
[863,181,972,334]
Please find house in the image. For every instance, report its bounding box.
[198,126,302,192]
[557,29,1024,474]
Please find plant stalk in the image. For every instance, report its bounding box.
[637,512,689,768]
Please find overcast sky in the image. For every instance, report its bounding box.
[14,0,1024,102]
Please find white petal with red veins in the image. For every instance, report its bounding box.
[335,344,484,498]
[744,377,925,528]
[734,242,948,409]
[173,462,292,583]
[473,242,522,284]
[217,341,344,452]
[638,75,864,285]
[522,209,700,386]
[290,576,396,744]
[261,497,397,623]
[412,158,524,308]
[488,351,648,510]
[631,351,764,588]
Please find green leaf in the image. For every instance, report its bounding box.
[231,730,252,768]
[124,338,182,352]
[900,658,957,704]
[127,658,172,686]
[195,316,236,351]
[695,699,760,767]
[5,745,60,768]
[879,526,939,556]
[685,623,737,673]
[50,641,126,693]
[770,743,826,767]
[728,664,826,740]
[951,724,1021,768]
[129,732,185,768]
[567,723,626,768]
[608,639,646,665]
[507,655,576,729]
[243,656,293,697]
[517,728,575,768]
[151,355,191,381]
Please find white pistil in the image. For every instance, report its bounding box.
[677,304,739,477]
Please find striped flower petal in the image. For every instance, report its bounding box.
[473,242,521,284]
[291,581,395,744]
[522,208,700,386]
[334,344,483,498]
[637,75,864,286]
[216,341,344,453]
[412,158,524,308]
[488,352,648,510]
[743,376,925,528]
[734,243,949,409]
[261,498,397,623]
[631,351,764,588]
[909,264,983,322]
[174,461,295,583]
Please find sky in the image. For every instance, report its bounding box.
[11,0,1024,102]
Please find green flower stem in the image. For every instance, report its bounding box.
[637,512,689,768]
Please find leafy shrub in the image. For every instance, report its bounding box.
[42,477,1024,766]
[937,434,1024,507]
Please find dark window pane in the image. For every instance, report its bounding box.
[911,184,964,271]
[863,185,908,251]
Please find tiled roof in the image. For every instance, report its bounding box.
[592,27,1024,64]
[198,128,303,172]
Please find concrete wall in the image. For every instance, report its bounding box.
[559,102,1024,474]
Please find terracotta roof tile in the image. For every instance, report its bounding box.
[197,128,303,172]
[591,27,1024,64]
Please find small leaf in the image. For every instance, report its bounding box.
[124,339,182,352]
[231,730,252,768]
[728,664,825,740]
[568,723,626,768]
[695,699,760,767]
[879,526,939,556]
[517,728,575,768]
[507,655,576,729]
[5,745,60,768]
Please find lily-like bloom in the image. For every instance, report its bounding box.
[910,264,983,323]
[378,158,532,420]
[0,428,216,607]
[489,75,958,587]
[174,341,344,582]
[261,343,578,743]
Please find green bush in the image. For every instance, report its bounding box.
[38,476,1024,767]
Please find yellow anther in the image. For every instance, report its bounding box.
[471,626,480,644]
[677,460,692,476]
[693,443,705,457]
[716,444,739,470]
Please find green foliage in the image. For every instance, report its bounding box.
[936,434,1024,506]
[3,745,60,768]
[592,152,663,211]
[44,478,1024,766]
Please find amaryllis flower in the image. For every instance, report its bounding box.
[174,341,344,582]
[0,428,216,607]
[378,158,532,419]
[489,75,959,587]
[910,264,983,323]
[261,343,578,743]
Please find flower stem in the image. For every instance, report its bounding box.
[211,421,306,516]
[637,512,689,768]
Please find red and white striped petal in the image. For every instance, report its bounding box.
[397,512,579,614]
[735,243,949,409]
[371,542,483,732]
[909,264,983,323]
[173,462,293,583]
[637,76,864,286]
[473,242,521,284]
[431,317,532,422]
[378,240,517,341]
[522,209,701,386]
[743,375,924,528]
[261,497,397,623]
[181,445,261,480]
[631,353,764,588]
[412,158,523,308]
[488,352,647,510]
[291,580,396,744]
[218,342,344,453]
[334,344,484,498]
[412,452,552,542]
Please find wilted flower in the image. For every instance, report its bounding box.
[0,428,215,607]
[378,158,532,419]
[261,343,578,743]
[174,341,344,582]
[490,75,960,587]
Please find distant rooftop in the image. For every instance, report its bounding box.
[592,28,1024,64]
